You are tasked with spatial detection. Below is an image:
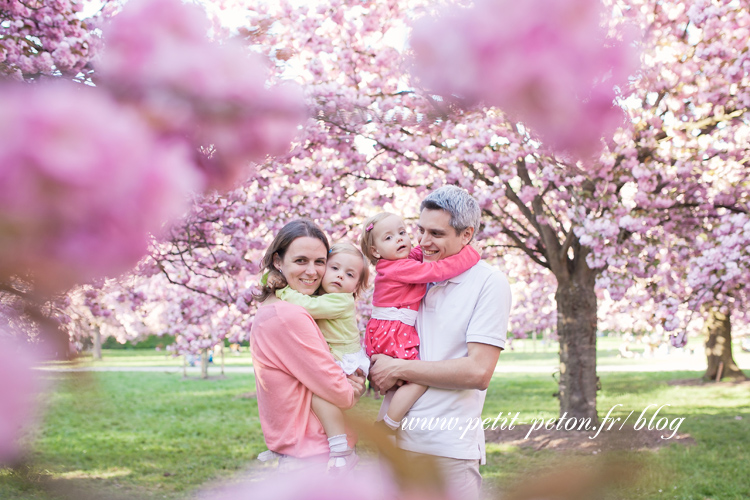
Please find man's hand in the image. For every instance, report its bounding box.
[369,343,502,392]
[266,270,287,290]
[347,370,367,400]
[369,354,406,395]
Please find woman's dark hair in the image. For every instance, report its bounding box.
[254,219,329,302]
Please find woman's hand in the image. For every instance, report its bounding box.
[347,370,367,400]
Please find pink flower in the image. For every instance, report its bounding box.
[97,0,306,190]
[0,0,100,79]
[200,462,451,500]
[518,185,539,204]
[410,0,639,159]
[0,82,203,293]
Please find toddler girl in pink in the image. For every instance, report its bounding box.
[360,212,480,430]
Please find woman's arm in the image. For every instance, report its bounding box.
[275,308,361,409]
[378,245,481,284]
[276,287,353,320]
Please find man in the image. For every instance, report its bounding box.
[369,185,512,499]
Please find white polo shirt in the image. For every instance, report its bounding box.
[381,260,511,462]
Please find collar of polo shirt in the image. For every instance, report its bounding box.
[434,266,473,285]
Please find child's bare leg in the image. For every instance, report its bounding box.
[312,394,356,468]
[312,394,346,437]
[383,383,427,429]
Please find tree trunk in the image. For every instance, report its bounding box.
[703,308,747,381]
[220,343,225,376]
[555,266,598,421]
[200,348,209,379]
[92,325,102,361]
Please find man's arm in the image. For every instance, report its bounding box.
[370,267,511,393]
[369,343,501,394]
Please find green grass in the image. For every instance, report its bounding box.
[1,372,265,500]
[482,371,750,500]
[5,350,750,499]
[56,336,750,371]
[54,349,255,369]
[499,336,750,368]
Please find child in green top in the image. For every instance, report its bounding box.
[266,242,369,471]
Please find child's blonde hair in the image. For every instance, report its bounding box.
[329,242,370,297]
[360,212,397,266]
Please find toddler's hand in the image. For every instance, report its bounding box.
[266,270,287,290]
[347,372,367,399]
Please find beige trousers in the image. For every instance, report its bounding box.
[401,451,483,500]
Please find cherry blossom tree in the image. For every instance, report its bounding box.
[163,0,746,419]
[4,0,749,434]
[214,0,635,420]
[1,0,305,294]
[122,0,606,417]
[622,216,750,380]
[0,0,304,460]
[0,0,109,82]
[59,278,158,359]
[592,0,750,380]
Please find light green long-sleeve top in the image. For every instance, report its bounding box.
[276,287,362,362]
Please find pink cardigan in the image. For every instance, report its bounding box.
[250,301,357,457]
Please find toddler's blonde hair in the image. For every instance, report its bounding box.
[360,212,398,266]
[329,242,370,297]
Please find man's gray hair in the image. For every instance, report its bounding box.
[420,185,482,239]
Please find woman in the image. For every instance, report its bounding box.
[251,219,366,471]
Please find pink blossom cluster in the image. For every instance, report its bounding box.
[502,255,557,338]
[0,82,202,293]
[409,0,639,160]
[198,462,451,500]
[1,0,305,298]
[96,0,306,190]
[57,279,158,350]
[0,0,102,80]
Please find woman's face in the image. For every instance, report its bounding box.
[273,236,327,295]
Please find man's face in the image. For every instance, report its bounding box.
[417,209,473,261]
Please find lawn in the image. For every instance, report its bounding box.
[1,372,265,500]
[59,335,750,372]
[48,349,255,369]
[3,348,749,500]
[482,371,750,500]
